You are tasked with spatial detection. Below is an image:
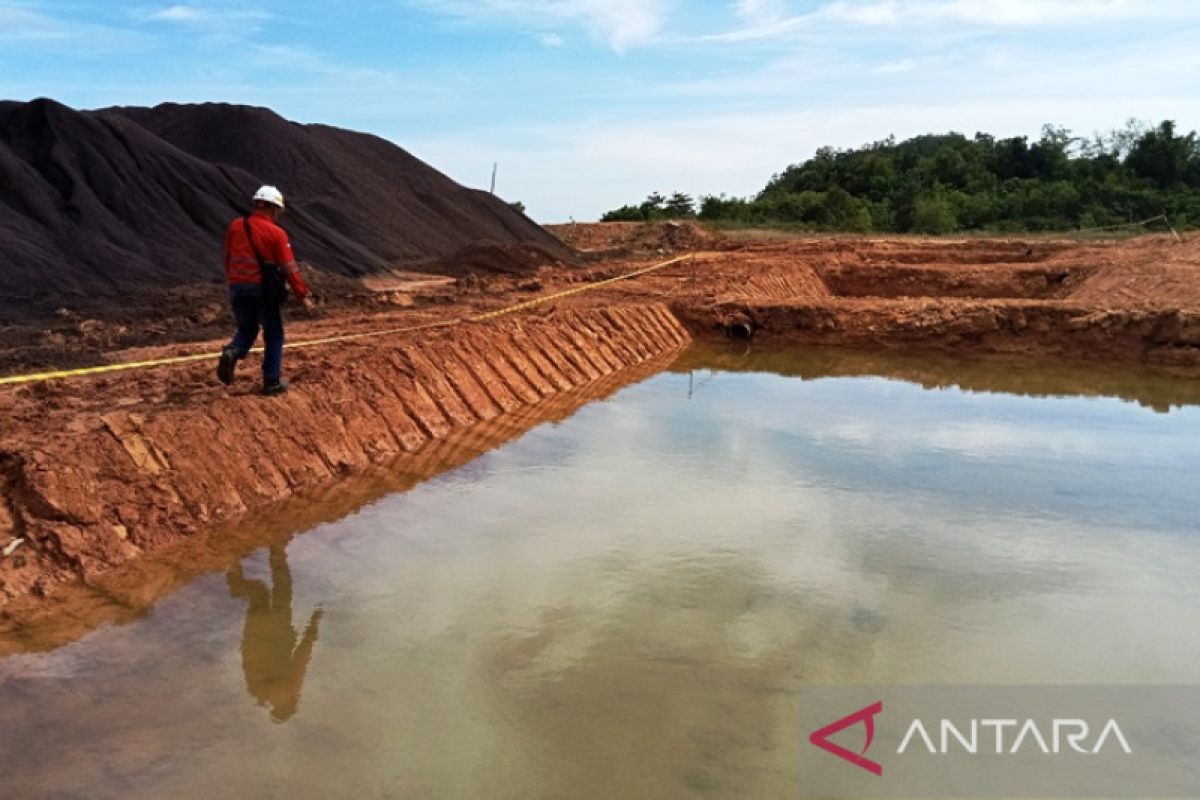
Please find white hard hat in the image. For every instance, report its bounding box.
[252,185,285,208]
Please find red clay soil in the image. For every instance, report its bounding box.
[572,232,1200,364]
[0,304,689,606]
[2,225,1200,616]
[547,220,727,256]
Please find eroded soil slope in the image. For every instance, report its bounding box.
[0,304,688,604]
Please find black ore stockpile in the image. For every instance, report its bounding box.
[0,99,571,319]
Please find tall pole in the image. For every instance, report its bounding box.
[490,162,497,195]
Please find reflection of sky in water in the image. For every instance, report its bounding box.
[648,371,1200,534]
[2,360,1199,798]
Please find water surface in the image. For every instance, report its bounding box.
[2,344,1198,798]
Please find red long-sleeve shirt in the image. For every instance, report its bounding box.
[223,210,309,297]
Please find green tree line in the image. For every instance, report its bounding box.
[602,191,701,223]
[601,121,1200,234]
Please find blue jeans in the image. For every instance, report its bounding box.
[228,284,284,382]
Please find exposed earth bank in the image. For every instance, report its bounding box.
[0,304,688,608]
[2,225,1198,616]
[564,229,1200,365]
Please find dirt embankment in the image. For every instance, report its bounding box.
[609,234,1200,365]
[548,221,726,257]
[0,353,681,655]
[0,305,689,605]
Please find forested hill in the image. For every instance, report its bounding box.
[602,121,1200,234]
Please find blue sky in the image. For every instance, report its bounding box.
[2,1,1198,221]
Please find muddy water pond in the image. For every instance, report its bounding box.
[2,344,1199,798]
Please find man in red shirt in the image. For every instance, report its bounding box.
[217,185,311,395]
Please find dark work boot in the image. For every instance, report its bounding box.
[261,379,288,396]
[217,346,239,386]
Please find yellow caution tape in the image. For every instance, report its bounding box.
[0,254,696,387]
[0,352,217,386]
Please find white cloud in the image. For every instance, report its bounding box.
[140,4,272,46]
[0,3,67,40]
[539,32,565,47]
[736,0,789,24]
[416,0,1200,50]
[696,0,1200,45]
[875,57,918,74]
[146,4,270,25]
[0,2,137,44]
[150,5,206,22]
[693,17,806,44]
[822,0,1200,27]
[249,43,405,83]
[409,0,672,51]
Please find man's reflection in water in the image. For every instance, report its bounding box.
[226,543,322,723]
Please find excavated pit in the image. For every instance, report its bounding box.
[0,304,690,605]
[631,236,1200,365]
[3,231,1200,612]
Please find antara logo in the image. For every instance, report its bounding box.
[808,703,1133,777]
[808,701,885,776]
